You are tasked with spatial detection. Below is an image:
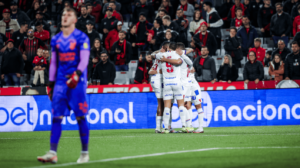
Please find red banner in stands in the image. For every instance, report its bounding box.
[0,80,299,96]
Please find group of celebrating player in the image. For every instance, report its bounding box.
[149,41,204,134]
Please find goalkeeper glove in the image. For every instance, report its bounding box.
[66,70,82,89]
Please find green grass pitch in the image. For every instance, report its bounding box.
[0,126,300,168]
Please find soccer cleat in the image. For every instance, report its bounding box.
[186,127,194,133]
[155,130,161,133]
[169,129,178,133]
[181,127,188,133]
[37,151,58,163]
[193,128,204,133]
[162,129,170,134]
[77,152,89,163]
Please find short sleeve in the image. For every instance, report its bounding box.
[79,33,90,51]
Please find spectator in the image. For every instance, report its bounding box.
[227,0,247,22]
[99,7,117,44]
[270,3,292,46]
[237,16,258,56]
[92,52,116,85]
[193,46,217,83]
[244,51,264,84]
[160,0,174,19]
[156,8,167,19]
[271,40,291,60]
[203,1,223,50]
[18,0,32,13]
[118,0,131,22]
[190,37,202,60]
[269,53,285,81]
[12,22,27,48]
[42,49,50,71]
[248,0,263,27]
[215,0,233,28]
[189,10,204,37]
[40,4,51,21]
[26,1,40,20]
[126,25,138,60]
[0,39,23,86]
[134,53,153,84]
[32,48,47,86]
[85,20,100,47]
[177,0,194,22]
[102,0,121,15]
[291,0,300,19]
[76,5,95,32]
[243,0,250,11]
[0,8,20,39]
[152,18,164,44]
[110,31,132,71]
[29,10,51,33]
[283,0,296,15]
[230,7,243,29]
[19,28,48,84]
[10,1,30,26]
[34,21,50,44]
[224,27,243,68]
[193,22,217,56]
[264,50,272,67]
[104,2,123,22]
[217,54,238,82]
[87,1,102,30]
[132,0,155,24]
[0,31,7,52]
[174,8,189,46]
[248,38,266,66]
[135,13,154,52]
[293,5,300,36]
[285,41,300,80]
[162,15,180,33]
[105,21,122,55]
[258,0,275,37]
[198,0,214,21]
[88,38,107,80]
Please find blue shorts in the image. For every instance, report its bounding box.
[52,82,88,117]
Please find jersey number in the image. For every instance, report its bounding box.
[166,56,173,73]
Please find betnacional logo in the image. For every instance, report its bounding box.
[0,96,38,132]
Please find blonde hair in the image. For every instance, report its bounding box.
[222,54,233,67]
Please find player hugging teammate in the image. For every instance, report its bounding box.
[149,42,204,134]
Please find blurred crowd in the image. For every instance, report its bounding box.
[1,0,300,87]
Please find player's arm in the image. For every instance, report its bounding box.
[66,35,90,88]
[48,45,57,101]
[148,69,157,75]
[161,57,183,65]
[185,48,194,55]
[181,54,193,68]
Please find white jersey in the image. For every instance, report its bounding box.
[157,51,182,82]
[180,54,193,86]
[150,59,163,81]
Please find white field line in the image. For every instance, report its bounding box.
[1,133,300,140]
[26,146,300,168]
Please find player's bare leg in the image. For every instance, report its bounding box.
[37,116,63,163]
[155,98,164,133]
[194,103,204,133]
[76,116,90,163]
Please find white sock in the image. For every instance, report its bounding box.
[185,109,191,127]
[179,106,186,127]
[49,150,57,154]
[168,107,172,128]
[197,108,204,129]
[163,107,170,129]
[156,116,162,130]
[189,109,193,128]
